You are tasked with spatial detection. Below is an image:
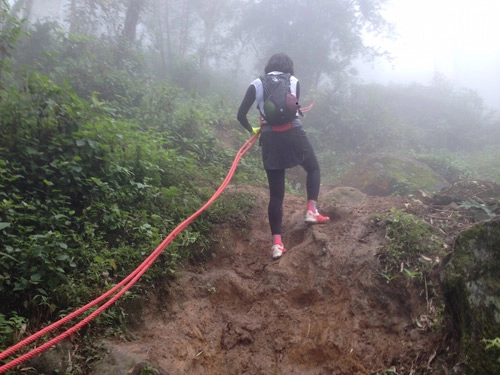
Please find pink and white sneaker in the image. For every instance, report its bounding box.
[272,243,287,260]
[305,210,330,224]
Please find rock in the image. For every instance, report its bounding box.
[340,153,449,196]
[434,180,500,206]
[441,216,500,374]
[432,180,500,222]
[89,340,164,375]
[323,186,367,205]
[26,339,73,374]
[412,189,434,205]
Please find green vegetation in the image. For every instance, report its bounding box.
[483,337,500,362]
[0,7,262,366]
[375,208,447,334]
[307,81,500,184]
[1,1,499,373]
[140,366,161,375]
[376,208,445,283]
[0,72,250,342]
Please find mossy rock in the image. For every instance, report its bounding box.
[441,216,500,374]
[339,153,449,196]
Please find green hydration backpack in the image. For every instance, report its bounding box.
[260,73,302,125]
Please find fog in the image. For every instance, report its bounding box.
[359,0,500,110]
[6,0,499,111]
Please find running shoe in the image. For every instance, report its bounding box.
[305,209,330,224]
[272,243,287,260]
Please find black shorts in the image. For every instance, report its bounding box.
[260,126,315,170]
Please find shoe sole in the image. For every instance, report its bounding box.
[272,248,287,260]
[305,218,330,224]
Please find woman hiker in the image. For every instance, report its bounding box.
[237,52,329,260]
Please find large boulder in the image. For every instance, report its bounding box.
[340,153,449,196]
[441,216,500,374]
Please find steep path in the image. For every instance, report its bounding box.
[98,185,449,375]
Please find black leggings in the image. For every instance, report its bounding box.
[266,153,320,235]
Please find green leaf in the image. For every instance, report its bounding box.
[0,251,18,263]
[30,273,42,282]
[25,147,37,155]
[43,179,54,186]
[76,139,86,146]
[0,222,10,230]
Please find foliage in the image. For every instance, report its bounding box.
[140,365,161,375]
[10,0,394,96]
[1,2,500,371]
[13,1,499,167]
[375,208,444,283]
[459,146,500,182]
[11,21,150,109]
[204,192,256,228]
[65,0,129,37]
[233,0,392,91]
[483,337,500,362]
[0,67,246,349]
[382,75,490,153]
[0,312,27,350]
[417,153,470,183]
[0,0,24,74]
[416,148,500,184]
[305,79,499,182]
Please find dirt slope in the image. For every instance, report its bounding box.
[102,184,456,375]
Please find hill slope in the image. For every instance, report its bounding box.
[97,184,465,375]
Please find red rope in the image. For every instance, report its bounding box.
[0,131,260,373]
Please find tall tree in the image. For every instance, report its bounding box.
[233,0,391,91]
[67,0,127,37]
[122,0,142,43]
[9,0,33,16]
[191,0,238,70]
[0,0,24,73]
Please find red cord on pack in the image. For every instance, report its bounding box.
[0,131,260,373]
[300,102,314,113]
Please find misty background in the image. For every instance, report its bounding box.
[13,0,499,111]
[359,0,500,111]
[3,0,499,184]
[1,2,500,370]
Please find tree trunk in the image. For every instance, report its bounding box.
[122,0,142,43]
[158,0,171,78]
[10,0,33,18]
[68,0,78,34]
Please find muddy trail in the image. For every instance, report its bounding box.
[96,182,473,375]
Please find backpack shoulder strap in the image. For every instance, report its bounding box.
[254,76,265,117]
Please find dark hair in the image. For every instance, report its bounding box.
[264,53,294,75]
